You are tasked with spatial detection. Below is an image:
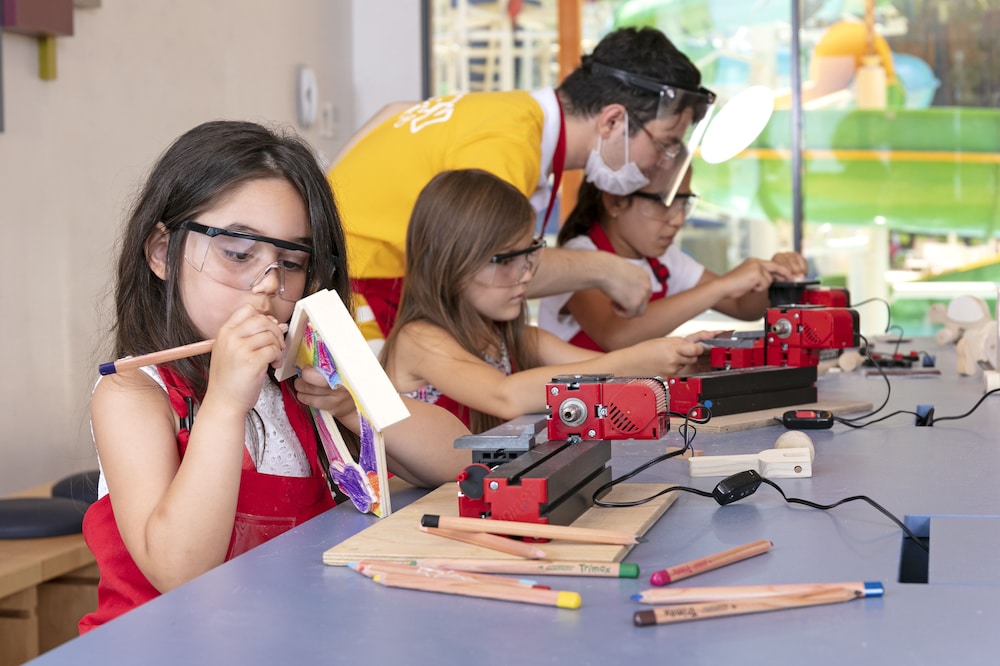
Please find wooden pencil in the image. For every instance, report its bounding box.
[410,558,640,578]
[419,525,548,559]
[649,539,773,586]
[420,514,637,545]
[349,561,542,588]
[370,571,582,609]
[633,587,865,626]
[99,339,216,375]
[633,581,884,604]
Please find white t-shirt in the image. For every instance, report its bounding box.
[538,236,706,342]
[94,366,311,500]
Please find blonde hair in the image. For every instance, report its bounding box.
[383,169,538,433]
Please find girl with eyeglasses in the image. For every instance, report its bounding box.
[81,121,469,633]
[539,167,810,351]
[381,169,710,434]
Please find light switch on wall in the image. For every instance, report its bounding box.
[297,65,318,128]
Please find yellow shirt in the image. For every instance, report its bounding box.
[329,90,546,282]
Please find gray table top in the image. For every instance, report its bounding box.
[29,340,1000,665]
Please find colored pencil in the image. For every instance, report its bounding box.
[649,539,773,586]
[99,339,216,375]
[410,558,640,578]
[420,514,638,545]
[633,587,865,626]
[419,525,548,559]
[348,560,543,588]
[370,571,582,609]
[633,581,885,604]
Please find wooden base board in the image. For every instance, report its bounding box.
[323,483,676,566]
[669,399,873,433]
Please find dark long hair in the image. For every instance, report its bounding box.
[382,169,537,433]
[112,120,350,398]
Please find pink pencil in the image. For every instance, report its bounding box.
[649,539,773,586]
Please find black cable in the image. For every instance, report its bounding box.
[850,296,892,333]
[834,334,892,424]
[757,476,929,552]
[592,404,710,507]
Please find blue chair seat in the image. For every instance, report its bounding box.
[51,470,100,505]
[0,497,90,539]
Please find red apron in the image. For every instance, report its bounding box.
[568,223,670,352]
[79,367,334,634]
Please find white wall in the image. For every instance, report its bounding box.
[0,0,423,495]
[349,0,424,125]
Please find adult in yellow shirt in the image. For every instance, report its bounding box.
[329,27,716,347]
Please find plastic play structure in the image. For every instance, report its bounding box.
[615,0,1000,332]
[616,0,998,237]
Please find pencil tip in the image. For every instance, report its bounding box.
[98,362,117,376]
[420,514,440,528]
[630,593,643,602]
[649,571,671,586]
[633,610,657,626]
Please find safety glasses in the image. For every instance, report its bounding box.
[179,221,316,302]
[630,191,699,218]
[477,238,546,287]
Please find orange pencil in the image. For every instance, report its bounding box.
[633,587,865,626]
[419,525,548,559]
[98,339,216,376]
[649,539,773,586]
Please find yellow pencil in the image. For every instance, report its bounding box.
[349,561,543,588]
[370,571,582,610]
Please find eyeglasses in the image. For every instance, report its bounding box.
[629,112,684,162]
[477,238,545,287]
[630,191,699,217]
[179,220,316,302]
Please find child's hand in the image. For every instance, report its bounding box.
[639,336,705,376]
[770,251,809,279]
[294,367,358,420]
[720,258,794,298]
[206,305,287,415]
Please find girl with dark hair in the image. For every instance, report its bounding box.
[81,121,468,632]
[539,166,809,351]
[381,169,710,434]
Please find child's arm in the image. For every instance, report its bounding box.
[527,246,652,318]
[387,321,703,420]
[566,256,804,350]
[294,368,471,488]
[91,305,287,593]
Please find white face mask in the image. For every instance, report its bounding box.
[583,113,650,196]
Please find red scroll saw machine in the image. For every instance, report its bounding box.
[453,281,858,528]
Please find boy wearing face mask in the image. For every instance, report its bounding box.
[328,27,714,349]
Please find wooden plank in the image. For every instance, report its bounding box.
[0,587,38,666]
[669,399,872,433]
[323,483,676,566]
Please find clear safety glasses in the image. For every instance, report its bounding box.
[477,238,545,287]
[590,62,717,206]
[631,191,700,218]
[179,221,315,302]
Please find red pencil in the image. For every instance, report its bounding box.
[649,539,773,586]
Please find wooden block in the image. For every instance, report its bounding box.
[323,483,677,566]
